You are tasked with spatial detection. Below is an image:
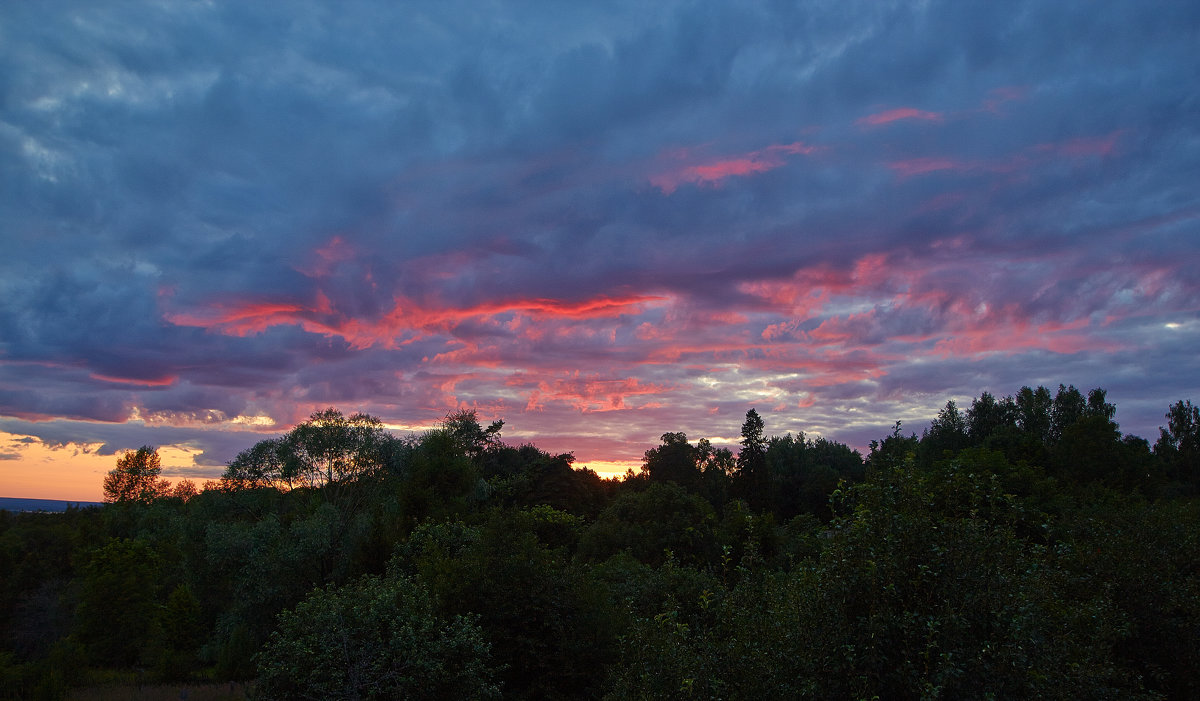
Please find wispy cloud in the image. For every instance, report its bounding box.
[857,107,944,126]
[650,142,818,194]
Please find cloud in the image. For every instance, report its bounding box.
[649,142,819,194]
[857,107,944,126]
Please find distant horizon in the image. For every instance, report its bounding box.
[0,495,103,511]
[5,388,1189,503]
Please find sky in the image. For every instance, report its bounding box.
[2,1,1198,501]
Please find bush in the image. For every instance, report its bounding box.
[255,574,497,700]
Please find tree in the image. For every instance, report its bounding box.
[966,391,1016,444]
[223,437,297,489]
[222,408,399,490]
[443,409,504,463]
[102,446,170,504]
[154,584,205,680]
[1155,399,1200,484]
[74,538,161,666]
[642,432,702,489]
[288,408,389,485]
[920,400,968,463]
[1015,385,1053,444]
[735,409,769,507]
[867,421,919,474]
[1085,388,1116,421]
[170,479,198,502]
[579,482,718,568]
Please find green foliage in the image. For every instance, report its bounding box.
[767,431,863,519]
[153,584,204,681]
[214,623,256,682]
[608,459,1157,700]
[6,395,1200,698]
[579,482,718,568]
[404,510,617,699]
[74,538,161,667]
[919,399,969,465]
[485,445,608,518]
[256,574,497,700]
[203,501,368,648]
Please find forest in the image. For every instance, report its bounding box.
[2,384,1199,699]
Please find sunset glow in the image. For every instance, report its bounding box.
[2,2,1197,501]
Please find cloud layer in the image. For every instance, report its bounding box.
[2,1,1198,496]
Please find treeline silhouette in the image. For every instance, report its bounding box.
[2,385,1199,699]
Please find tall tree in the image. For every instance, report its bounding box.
[288,408,389,485]
[921,400,968,462]
[738,409,767,472]
[222,408,398,490]
[1155,400,1200,484]
[1085,388,1117,421]
[443,409,504,463]
[967,391,1016,444]
[736,409,769,508]
[1050,384,1087,443]
[102,446,170,504]
[643,432,701,489]
[1015,386,1053,444]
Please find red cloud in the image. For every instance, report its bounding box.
[164,298,329,337]
[857,107,944,126]
[89,373,179,387]
[651,142,817,194]
[167,290,666,350]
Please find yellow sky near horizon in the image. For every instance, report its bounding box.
[1,430,634,502]
[0,431,223,502]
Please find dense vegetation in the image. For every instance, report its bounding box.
[2,386,1199,699]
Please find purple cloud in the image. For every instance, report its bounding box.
[1,0,1198,497]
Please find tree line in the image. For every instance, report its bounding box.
[2,385,1199,699]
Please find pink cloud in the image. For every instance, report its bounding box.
[650,142,817,194]
[89,373,179,387]
[518,374,672,413]
[857,107,944,127]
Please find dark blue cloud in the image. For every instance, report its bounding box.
[2,1,1198,495]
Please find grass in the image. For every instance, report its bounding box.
[68,682,250,701]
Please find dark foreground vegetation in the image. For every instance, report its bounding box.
[3,386,1200,699]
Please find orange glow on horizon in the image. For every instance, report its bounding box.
[0,432,216,502]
